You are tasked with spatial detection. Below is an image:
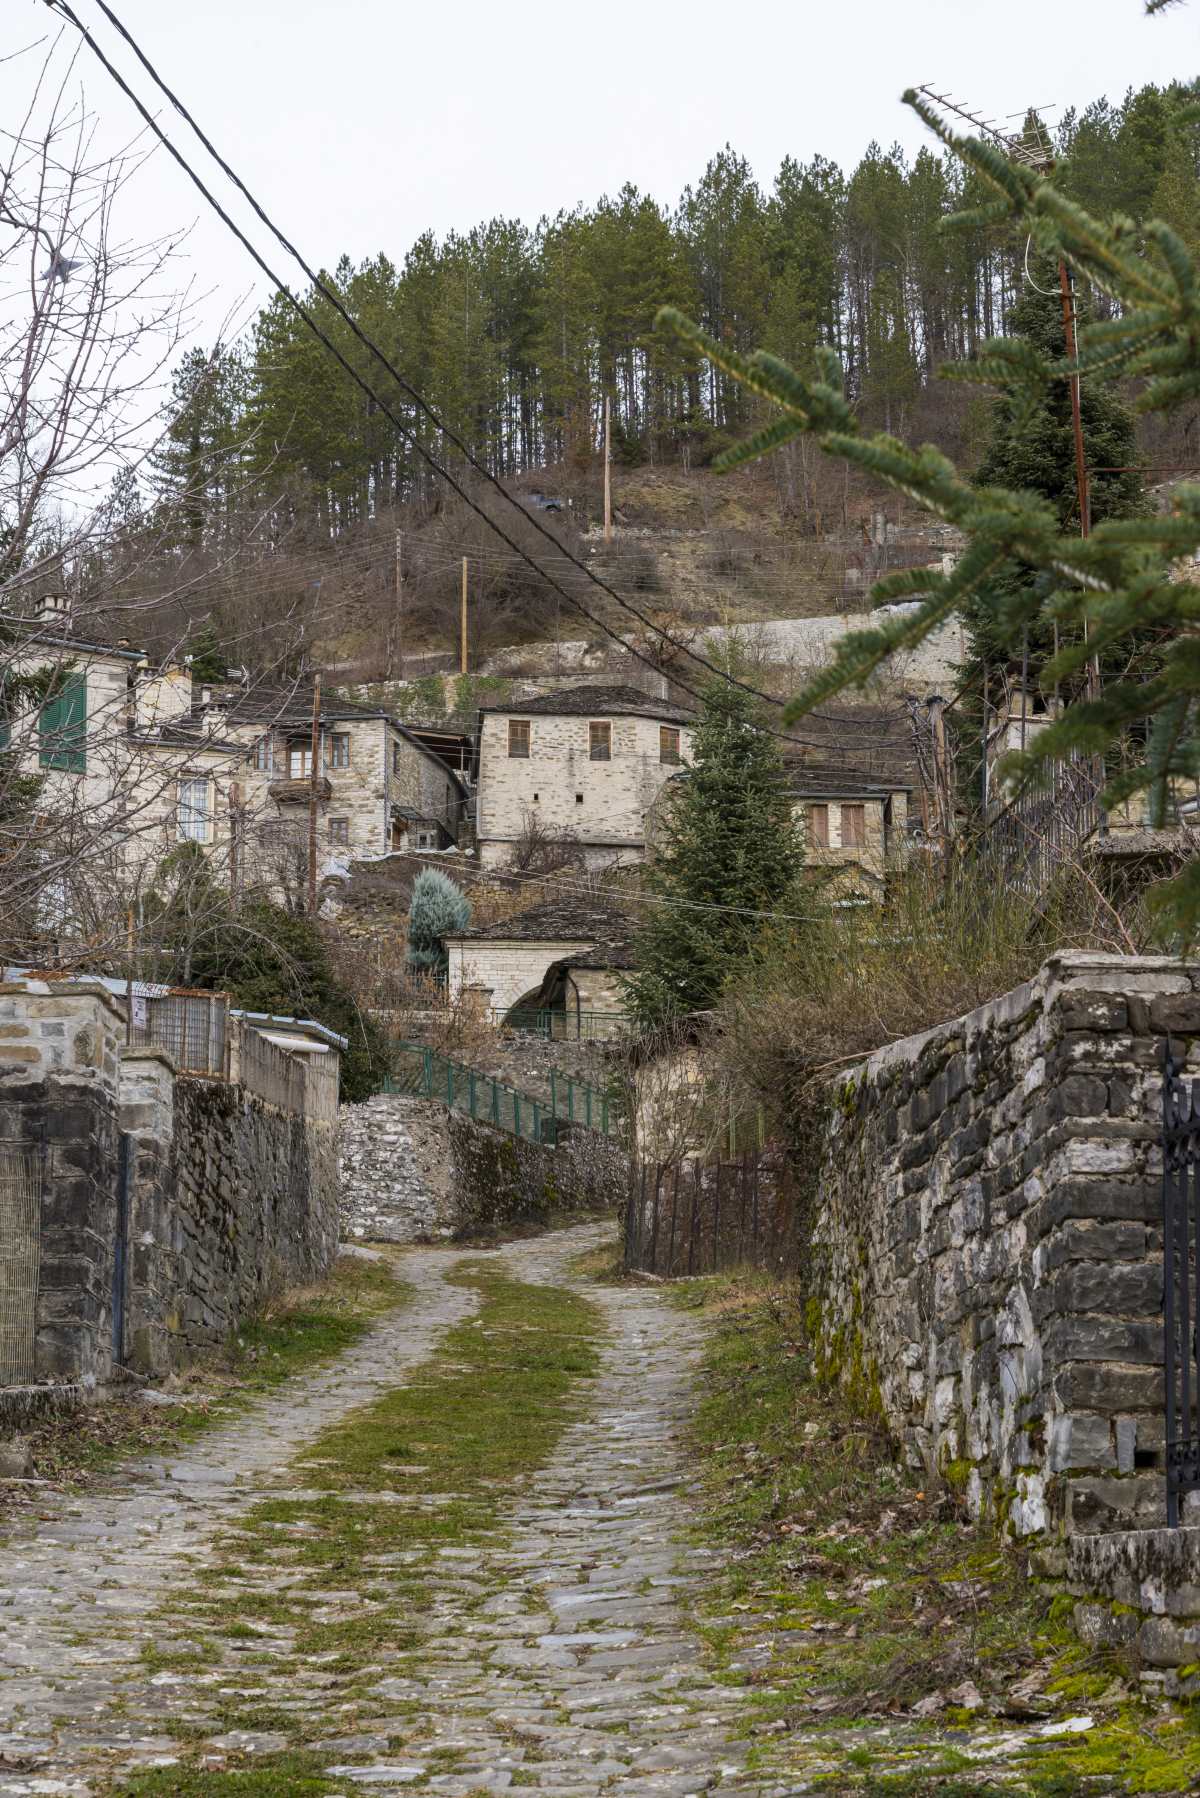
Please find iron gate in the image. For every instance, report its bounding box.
[0,1146,41,1385]
[1163,1042,1200,1523]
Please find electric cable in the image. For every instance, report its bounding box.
[49,0,928,735]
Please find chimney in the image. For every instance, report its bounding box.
[36,593,71,629]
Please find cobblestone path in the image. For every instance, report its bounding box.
[0,1223,768,1797]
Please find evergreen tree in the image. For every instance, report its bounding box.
[623,680,802,1030]
[406,868,470,979]
[965,280,1146,672]
[186,622,228,683]
[656,82,1200,933]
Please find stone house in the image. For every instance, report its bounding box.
[196,684,471,876]
[445,895,633,1025]
[1,602,257,917]
[788,763,912,896]
[473,684,696,871]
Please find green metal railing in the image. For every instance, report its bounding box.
[383,1042,620,1143]
[492,1007,627,1042]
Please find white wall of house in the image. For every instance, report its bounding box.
[446,936,598,1018]
[476,709,693,870]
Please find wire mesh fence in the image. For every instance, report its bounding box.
[0,1146,40,1384]
[384,1043,620,1143]
[129,988,229,1076]
[623,1151,804,1278]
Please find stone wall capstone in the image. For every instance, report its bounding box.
[812,952,1190,1563]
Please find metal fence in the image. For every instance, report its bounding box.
[129,988,229,1076]
[1163,1042,1200,1524]
[494,1008,628,1043]
[980,757,1102,904]
[0,1146,40,1384]
[623,1151,803,1278]
[384,1042,620,1143]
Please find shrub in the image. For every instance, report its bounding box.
[406,867,471,979]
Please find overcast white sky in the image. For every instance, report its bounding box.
[7,0,1200,358]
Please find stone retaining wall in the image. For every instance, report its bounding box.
[339,1094,455,1242]
[813,952,1192,1561]
[448,1114,626,1237]
[0,979,339,1391]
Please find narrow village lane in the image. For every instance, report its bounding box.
[0,1223,763,1797]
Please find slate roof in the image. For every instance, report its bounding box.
[447,895,633,945]
[478,683,695,724]
[197,686,469,796]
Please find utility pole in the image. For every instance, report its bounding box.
[307,672,321,917]
[460,557,469,676]
[392,529,404,680]
[603,394,613,541]
[229,781,241,901]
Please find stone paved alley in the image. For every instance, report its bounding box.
[0,1223,759,1797]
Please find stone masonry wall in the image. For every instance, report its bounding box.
[813,952,1195,1561]
[339,1094,456,1242]
[0,980,338,1389]
[447,1113,626,1238]
[476,711,694,867]
[0,980,124,1386]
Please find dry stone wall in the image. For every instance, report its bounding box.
[813,952,1190,1563]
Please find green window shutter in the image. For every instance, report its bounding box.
[39,673,86,772]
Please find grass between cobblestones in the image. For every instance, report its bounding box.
[13,1254,408,1505]
[675,1272,1200,1795]
[110,1263,604,1797]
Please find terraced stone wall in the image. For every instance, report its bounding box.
[813,952,1192,1563]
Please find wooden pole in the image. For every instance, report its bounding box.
[228,780,241,901]
[603,394,613,541]
[401,528,410,683]
[307,672,321,917]
[460,556,469,676]
[1058,260,1101,703]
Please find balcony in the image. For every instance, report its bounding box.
[268,776,332,804]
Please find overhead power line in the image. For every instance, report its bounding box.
[49,0,928,745]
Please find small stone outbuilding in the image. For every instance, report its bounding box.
[445,895,633,1027]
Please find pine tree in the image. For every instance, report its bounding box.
[623,680,802,1030]
[406,868,471,979]
[655,87,1200,933]
[965,280,1146,672]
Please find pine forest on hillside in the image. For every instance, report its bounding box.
[54,77,1200,679]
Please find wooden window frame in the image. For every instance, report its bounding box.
[808,803,829,848]
[508,719,531,759]
[252,734,274,773]
[840,803,866,848]
[659,725,681,765]
[328,732,351,770]
[328,816,350,845]
[588,720,612,761]
[288,741,313,779]
[178,776,211,844]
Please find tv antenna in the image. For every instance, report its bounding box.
[911,85,1056,172]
